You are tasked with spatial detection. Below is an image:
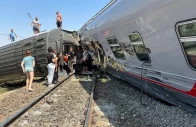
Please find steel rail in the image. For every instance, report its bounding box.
[84,74,97,127]
[0,74,73,127]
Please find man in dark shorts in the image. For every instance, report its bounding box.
[31,17,40,34]
[56,11,62,29]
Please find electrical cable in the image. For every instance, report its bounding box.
[0,34,25,38]
[140,61,150,107]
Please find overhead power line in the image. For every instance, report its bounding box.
[0,34,25,38]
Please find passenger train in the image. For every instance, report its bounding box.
[0,29,80,83]
[78,0,196,113]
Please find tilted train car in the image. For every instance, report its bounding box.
[79,0,196,113]
[0,29,80,83]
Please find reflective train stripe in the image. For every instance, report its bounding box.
[118,70,196,98]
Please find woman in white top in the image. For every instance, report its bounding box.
[31,17,40,34]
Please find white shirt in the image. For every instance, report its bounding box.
[53,53,56,58]
[32,20,40,28]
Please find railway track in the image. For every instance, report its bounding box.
[0,71,100,127]
[0,73,98,127]
[0,74,74,127]
[83,73,97,127]
[83,72,196,127]
[1,71,196,127]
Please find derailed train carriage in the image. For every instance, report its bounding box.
[79,0,196,113]
[0,29,80,83]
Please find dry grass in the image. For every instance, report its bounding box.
[0,88,9,95]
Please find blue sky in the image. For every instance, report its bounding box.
[0,0,110,47]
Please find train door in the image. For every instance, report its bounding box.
[63,44,69,55]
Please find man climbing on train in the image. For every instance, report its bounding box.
[31,17,41,34]
[8,29,17,42]
[56,11,62,29]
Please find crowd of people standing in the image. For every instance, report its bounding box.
[20,46,93,92]
[12,10,94,92]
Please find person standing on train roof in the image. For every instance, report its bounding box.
[8,29,17,42]
[46,47,56,85]
[21,51,35,91]
[31,17,40,34]
[56,11,62,29]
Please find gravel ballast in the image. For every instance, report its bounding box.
[0,76,66,123]
[9,75,93,127]
[92,75,196,127]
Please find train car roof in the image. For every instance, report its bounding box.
[0,29,78,49]
[78,0,116,32]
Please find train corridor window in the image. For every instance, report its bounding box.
[129,33,150,62]
[107,37,125,59]
[177,20,196,69]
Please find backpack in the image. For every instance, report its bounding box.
[64,56,68,62]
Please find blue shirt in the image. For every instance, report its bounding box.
[23,56,34,68]
[9,32,15,38]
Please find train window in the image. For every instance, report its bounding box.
[108,38,118,44]
[130,33,141,42]
[178,21,196,37]
[107,37,125,59]
[182,41,196,68]
[120,43,135,56]
[177,20,196,69]
[111,46,125,59]
[129,33,150,62]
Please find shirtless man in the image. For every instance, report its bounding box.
[56,11,62,29]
